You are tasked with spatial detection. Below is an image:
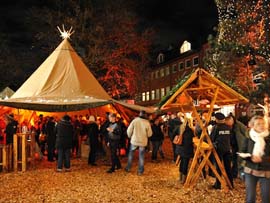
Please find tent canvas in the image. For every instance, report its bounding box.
[0,38,111,112]
[0,36,155,120]
[0,87,15,99]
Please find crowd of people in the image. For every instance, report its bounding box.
[0,109,269,202]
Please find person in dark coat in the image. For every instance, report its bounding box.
[55,115,74,172]
[100,112,111,160]
[150,116,164,161]
[72,115,82,157]
[5,113,18,145]
[168,113,181,162]
[46,117,56,162]
[225,114,247,178]
[87,115,99,166]
[106,113,122,173]
[175,116,194,183]
[210,112,233,189]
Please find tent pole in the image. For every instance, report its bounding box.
[28,111,36,127]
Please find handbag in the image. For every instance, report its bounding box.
[173,134,183,145]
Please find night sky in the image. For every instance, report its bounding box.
[136,0,218,46]
[0,0,218,90]
[1,0,218,47]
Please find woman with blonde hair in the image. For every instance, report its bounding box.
[175,114,194,183]
[239,116,270,203]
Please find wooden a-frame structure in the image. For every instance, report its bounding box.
[160,68,249,190]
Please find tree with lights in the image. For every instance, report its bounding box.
[27,0,153,99]
[205,0,270,102]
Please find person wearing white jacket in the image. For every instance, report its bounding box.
[125,110,152,175]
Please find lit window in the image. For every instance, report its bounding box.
[157,53,164,64]
[193,56,199,66]
[178,62,184,70]
[155,70,159,79]
[180,40,191,54]
[160,68,165,77]
[185,59,191,68]
[142,92,146,101]
[146,91,150,101]
[156,89,160,100]
[151,90,155,100]
[165,66,170,76]
[166,86,170,94]
[161,88,165,97]
[172,64,177,73]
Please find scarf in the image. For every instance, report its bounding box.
[249,128,269,158]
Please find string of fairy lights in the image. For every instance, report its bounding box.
[215,0,270,60]
[204,0,270,99]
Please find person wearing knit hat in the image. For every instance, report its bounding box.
[55,115,74,172]
[210,112,234,189]
[4,113,18,145]
[214,112,225,123]
[126,110,153,175]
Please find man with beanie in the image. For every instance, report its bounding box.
[55,115,74,172]
[5,113,18,145]
[126,110,152,175]
[210,112,233,189]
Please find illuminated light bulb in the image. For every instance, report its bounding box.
[57,25,75,40]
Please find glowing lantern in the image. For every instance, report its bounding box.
[34,152,40,160]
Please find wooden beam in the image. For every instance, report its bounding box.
[162,69,199,108]
[186,86,216,92]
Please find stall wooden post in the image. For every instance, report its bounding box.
[21,133,26,171]
[183,87,232,190]
[2,145,7,171]
[13,134,18,171]
[0,145,8,172]
[13,133,32,172]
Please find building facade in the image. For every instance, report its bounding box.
[135,41,208,106]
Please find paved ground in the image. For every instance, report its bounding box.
[0,138,249,203]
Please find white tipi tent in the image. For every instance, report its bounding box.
[0,36,111,111]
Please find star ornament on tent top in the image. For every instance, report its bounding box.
[57,25,75,40]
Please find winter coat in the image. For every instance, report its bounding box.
[232,120,247,152]
[55,119,74,149]
[168,118,181,140]
[100,119,110,141]
[175,125,194,158]
[150,124,164,142]
[127,117,152,147]
[87,122,99,145]
[107,122,122,143]
[5,120,18,144]
[210,123,232,155]
[240,133,270,171]
[46,120,56,146]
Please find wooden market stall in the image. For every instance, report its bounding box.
[160,68,249,190]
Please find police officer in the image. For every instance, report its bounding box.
[210,112,233,189]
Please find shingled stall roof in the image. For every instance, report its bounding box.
[158,68,249,112]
